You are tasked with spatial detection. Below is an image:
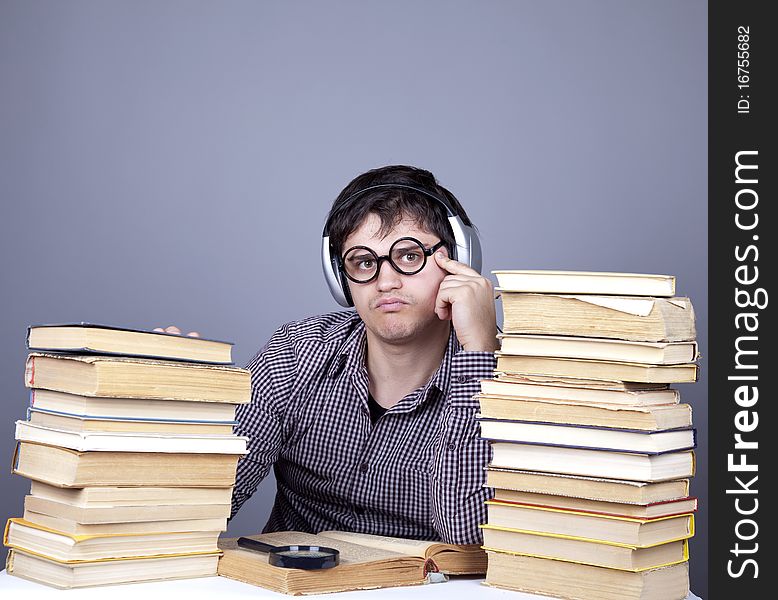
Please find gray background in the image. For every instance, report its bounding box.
[0,1,708,596]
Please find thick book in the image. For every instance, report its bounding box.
[481,525,689,571]
[14,441,241,487]
[24,492,231,525]
[218,531,486,595]
[30,388,237,422]
[490,490,698,519]
[492,270,676,297]
[495,354,699,384]
[484,551,690,600]
[27,323,234,364]
[478,418,696,454]
[499,294,696,342]
[477,395,692,431]
[479,377,680,406]
[4,518,221,562]
[28,407,236,435]
[484,500,695,546]
[5,549,220,589]
[15,420,248,454]
[498,334,698,365]
[489,443,696,482]
[485,468,691,505]
[25,352,251,404]
[29,481,233,506]
[22,509,228,535]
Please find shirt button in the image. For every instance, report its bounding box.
[354,506,365,516]
[447,443,457,451]
[456,375,469,384]
[359,462,369,473]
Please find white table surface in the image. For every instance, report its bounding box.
[0,570,702,600]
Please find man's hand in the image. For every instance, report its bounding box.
[152,325,201,337]
[433,252,499,352]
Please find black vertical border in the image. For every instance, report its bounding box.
[709,2,774,598]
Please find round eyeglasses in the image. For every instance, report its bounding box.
[341,237,446,284]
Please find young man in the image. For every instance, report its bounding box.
[162,165,498,544]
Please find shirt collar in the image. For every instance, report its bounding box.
[328,318,461,411]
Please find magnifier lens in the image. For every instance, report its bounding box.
[238,537,340,569]
[277,549,332,558]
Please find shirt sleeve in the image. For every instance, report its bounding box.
[431,350,497,544]
[230,323,297,518]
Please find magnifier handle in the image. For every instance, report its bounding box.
[237,537,279,554]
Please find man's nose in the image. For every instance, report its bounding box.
[374,257,402,289]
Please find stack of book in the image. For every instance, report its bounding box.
[478,271,698,600]
[4,324,251,589]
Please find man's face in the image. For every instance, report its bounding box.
[342,213,449,345]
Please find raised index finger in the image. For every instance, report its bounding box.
[433,251,481,277]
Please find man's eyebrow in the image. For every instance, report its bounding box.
[345,251,375,260]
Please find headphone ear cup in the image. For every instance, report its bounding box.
[334,258,354,307]
[321,236,353,307]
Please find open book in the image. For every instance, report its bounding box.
[217,530,486,595]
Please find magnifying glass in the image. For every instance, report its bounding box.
[237,536,340,570]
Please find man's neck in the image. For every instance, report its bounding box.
[365,321,451,409]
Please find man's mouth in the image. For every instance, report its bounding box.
[374,297,408,311]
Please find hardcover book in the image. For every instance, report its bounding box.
[4,518,221,562]
[14,441,241,487]
[477,395,692,431]
[497,334,698,365]
[489,442,696,482]
[484,468,691,504]
[494,354,698,384]
[484,551,689,600]
[499,294,696,342]
[25,352,251,404]
[478,418,697,454]
[483,500,695,547]
[5,549,221,589]
[491,270,676,297]
[490,489,697,519]
[29,388,237,422]
[27,323,234,364]
[481,525,689,571]
[479,376,679,406]
[28,407,236,435]
[15,420,248,454]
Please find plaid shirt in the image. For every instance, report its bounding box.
[231,310,496,544]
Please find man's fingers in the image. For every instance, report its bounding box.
[435,287,453,321]
[434,252,480,277]
[153,325,200,337]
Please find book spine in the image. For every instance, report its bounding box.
[423,557,440,576]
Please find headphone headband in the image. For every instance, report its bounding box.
[321,182,482,307]
[322,184,457,236]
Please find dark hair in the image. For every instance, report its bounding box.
[326,165,474,258]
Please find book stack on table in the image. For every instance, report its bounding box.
[478,271,699,600]
[4,324,251,589]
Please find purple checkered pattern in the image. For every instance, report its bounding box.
[231,310,496,544]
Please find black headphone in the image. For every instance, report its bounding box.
[321,183,482,307]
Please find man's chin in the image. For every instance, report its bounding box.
[366,312,443,344]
